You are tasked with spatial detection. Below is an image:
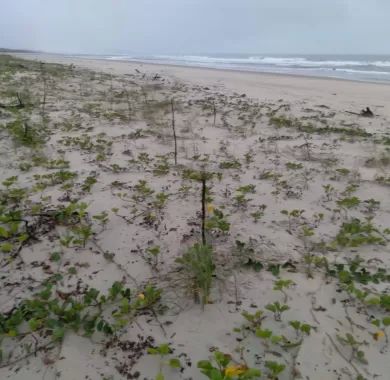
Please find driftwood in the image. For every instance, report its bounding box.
[361,107,374,117]
[346,107,374,117]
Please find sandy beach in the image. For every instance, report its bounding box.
[0,53,389,380]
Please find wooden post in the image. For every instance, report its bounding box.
[213,101,216,126]
[40,62,47,120]
[124,88,131,123]
[171,99,178,165]
[201,175,206,245]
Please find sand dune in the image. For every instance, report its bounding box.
[0,53,389,380]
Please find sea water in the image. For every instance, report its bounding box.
[100,54,390,84]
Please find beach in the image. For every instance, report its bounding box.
[0,53,389,380]
[14,52,390,104]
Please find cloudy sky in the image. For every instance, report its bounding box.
[1,0,389,55]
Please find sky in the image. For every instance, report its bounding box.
[1,0,389,55]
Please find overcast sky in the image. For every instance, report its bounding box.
[1,0,389,55]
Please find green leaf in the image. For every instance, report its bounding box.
[18,233,28,243]
[52,327,65,341]
[157,343,171,355]
[383,316,390,326]
[209,369,224,380]
[356,350,368,364]
[338,270,352,284]
[197,360,214,371]
[7,329,18,337]
[0,242,13,253]
[265,304,276,313]
[214,351,230,367]
[346,333,356,345]
[242,368,262,378]
[371,319,381,327]
[289,320,301,330]
[270,335,283,344]
[268,264,280,276]
[301,324,311,335]
[265,361,286,375]
[102,323,113,335]
[109,281,123,300]
[38,286,52,300]
[147,246,160,256]
[28,318,41,331]
[155,372,164,380]
[68,267,77,275]
[83,288,100,305]
[366,297,380,306]
[168,358,181,368]
[50,251,61,262]
[0,226,9,238]
[256,328,272,339]
[252,261,264,272]
[45,318,59,329]
[148,344,171,356]
[380,294,390,311]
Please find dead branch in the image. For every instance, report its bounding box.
[16,92,24,108]
[0,93,25,109]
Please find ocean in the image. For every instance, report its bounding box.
[100,54,390,84]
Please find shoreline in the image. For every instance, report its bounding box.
[100,57,390,85]
[6,51,390,87]
[104,57,390,86]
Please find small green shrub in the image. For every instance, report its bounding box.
[337,333,368,365]
[198,351,261,379]
[175,244,215,306]
[333,218,386,247]
[147,343,182,380]
[3,119,46,148]
[0,282,161,363]
[205,209,230,233]
[219,160,241,169]
[264,361,286,380]
[265,301,290,321]
[250,205,267,223]
[337,196,360,209]
[285,162,303,170]
[269,115,371,137]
